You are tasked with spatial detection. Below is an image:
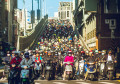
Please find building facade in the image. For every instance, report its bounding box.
[58,2,73,21]
[0,0,17,52]
[96,0,120,51]
[73,0,98,50]
[74,0,120,51]
[82,13,97,50]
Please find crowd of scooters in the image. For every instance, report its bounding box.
[1,22,118,84]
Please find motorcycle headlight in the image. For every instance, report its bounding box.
[108,67,113,70]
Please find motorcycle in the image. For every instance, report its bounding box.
[64,62,73,80]
[8,64,19,84]
[20,65,31,84]
[87,61,97,81]
[106,61,114,80]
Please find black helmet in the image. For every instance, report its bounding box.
[24,52,29,56]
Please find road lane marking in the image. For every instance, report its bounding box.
[99,82,116,84]
[76,82,91,84]
[53,82,67,84]
[35,83,40,84]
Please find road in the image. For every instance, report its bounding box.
[0,80,120,84]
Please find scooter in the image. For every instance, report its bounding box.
[34,60,43,77]
[2,61,10,79]
[106,61,114,80]
[45,60,53,80]
[78,59,84,78]
[99,58,106,78]
[8,64,19,84]
[20,65,31,84]
[87,61,97,81]
[64,62,73,80]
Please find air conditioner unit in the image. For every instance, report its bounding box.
[105,19,109,24]
[109,19,116,29]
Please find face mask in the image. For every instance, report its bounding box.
[102,53,104,55]
[7,54,10,56]
[25,55,29,58]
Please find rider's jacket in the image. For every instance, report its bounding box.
[20,58,33,66]
[35,56,42,63]
[10,57,22,69]
[64,56,74,66]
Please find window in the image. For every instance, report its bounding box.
[104,0,118,13]
[117,0,120,12]
[67,11,69,17]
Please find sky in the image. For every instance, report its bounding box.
[18,0,72,17]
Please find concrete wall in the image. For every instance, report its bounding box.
[19,15,48,50]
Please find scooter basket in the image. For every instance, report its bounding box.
[65,65,72,71]
[21,70,29,78]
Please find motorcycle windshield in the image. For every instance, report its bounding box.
[87,64,96,72]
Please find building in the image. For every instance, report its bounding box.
[73,0,98,50]
[73,0,120,51]
[96,0,120,51]
[58,2,73,22]
[82,13,97,50]
[0,0,17,52]
[54,12,58,18]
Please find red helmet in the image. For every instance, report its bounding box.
[81,51,85,54]
[68,50,72,54]
[90,50,93,52]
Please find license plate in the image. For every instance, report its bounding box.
[22,78,27,82]
[67,72,70,74]
[46,66,51,70]
[101,64,104,70]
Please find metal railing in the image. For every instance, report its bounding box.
[76,29,90,51]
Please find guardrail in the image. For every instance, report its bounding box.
[19,15,48,50]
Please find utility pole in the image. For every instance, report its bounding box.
[37,0,40,21]
[23,0,26,36]
[40,0,42,20]
[32,0,33,29]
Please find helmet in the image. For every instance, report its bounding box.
[95,50,98,54]
[24,52,29,56]
[81,51,85,54]
[102,50,106,53]
[89,50,93,52]
[68,50,72,54]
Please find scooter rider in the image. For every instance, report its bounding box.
[34,52,43,77]
[10,51,22,83]
[105,49,115,62]
[2,51,12,80]
[20,52,33,80]
[10,51,22,70]
[63,50,74,80]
